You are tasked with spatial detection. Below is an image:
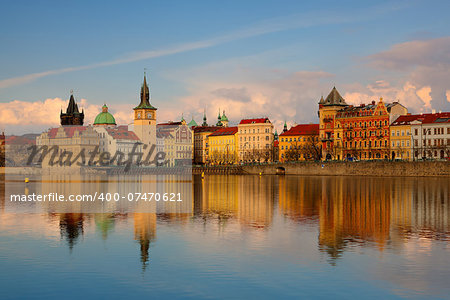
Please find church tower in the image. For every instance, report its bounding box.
[60,92,84,126]
[133,73,157,148]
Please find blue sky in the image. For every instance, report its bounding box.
[1,0,450,134]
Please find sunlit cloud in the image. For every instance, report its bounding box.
[365,36,450,111]
[0,98,132,134]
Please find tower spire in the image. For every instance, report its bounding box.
[135,72,156,109]
[202,108,208,126]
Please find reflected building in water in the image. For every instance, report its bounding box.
[134,213,157,270]
[194,175,275,230]
[58,213,86,251]
[276,176,449,263]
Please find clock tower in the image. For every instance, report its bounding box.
[133,73,157,149]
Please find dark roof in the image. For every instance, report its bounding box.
[157,131,174,139]
[385,101,406,112]
[208,126,238,137]
[157,121,183,126]
[320,87,348,106]
[239,117,271,125]
[193,126,222,133]
[280,124,319,136]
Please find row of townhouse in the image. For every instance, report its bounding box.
[278,86,449,162]
[390,112,450,160]
[193,118,275,165]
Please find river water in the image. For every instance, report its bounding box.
[0,175,449,299]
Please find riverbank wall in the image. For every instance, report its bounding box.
[194,161,450,177]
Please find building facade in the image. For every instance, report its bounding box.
[318,87,349,160]
[279,124,320,162]
[157,120,193,167]
[319,87,407,160]
[207,126,239,164]
[335,98,390,160]
[238,118,274,163]
[410,112,450,160]
[193,126,221,165]
[390,115,414,160]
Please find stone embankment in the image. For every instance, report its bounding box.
[194,161,450,177]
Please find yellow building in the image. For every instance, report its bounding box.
[390,115,415,160]
[193,126,221,165]
[207,126,239,164]
[279,124,320,162]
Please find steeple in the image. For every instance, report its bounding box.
[216,108,222,126]
[202,109,208,126]
[135,72,156,110]
[283,121,288,133]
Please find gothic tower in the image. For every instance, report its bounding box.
[133,73,157,149]
[60,92,84,126]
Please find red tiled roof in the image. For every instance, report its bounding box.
[280,124,319,136]
[392,112,450,125]
[239,118,270,125]
[208,126,238,137]
[105,128,140,141]
[47,126,88,138]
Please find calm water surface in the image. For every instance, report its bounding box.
[1,175,449,299]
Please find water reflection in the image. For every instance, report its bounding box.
[1,174,449,296]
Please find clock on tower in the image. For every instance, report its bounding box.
[133,72,157,147]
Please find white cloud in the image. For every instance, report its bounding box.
[343,81,434,113]
[0,98,133,134]
[366,37,450,111]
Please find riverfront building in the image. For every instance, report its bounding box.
[409,112,450,160]
[157,120,193,167]
[390,115,415,160]
[207,126,239,164]
[318,87,408,161]
[193,126,221,165]
[238,118,274,163]
[278,124,320,162]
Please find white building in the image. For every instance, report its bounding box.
[410,112,450,160]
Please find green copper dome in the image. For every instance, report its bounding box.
[94,104,116,125]
[221,110,228,121]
